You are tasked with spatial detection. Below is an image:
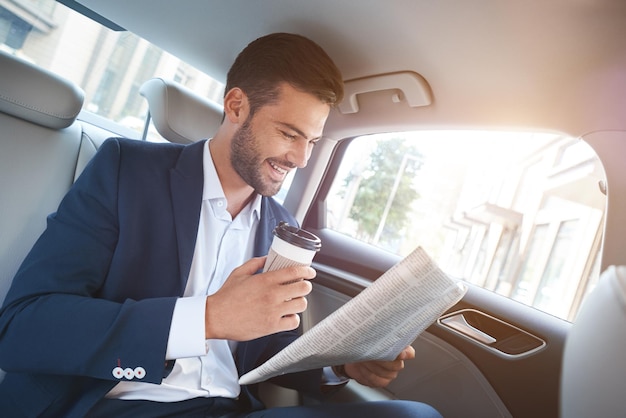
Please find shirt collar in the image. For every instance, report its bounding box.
[203,140,261,221]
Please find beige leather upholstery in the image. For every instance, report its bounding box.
[0,52,84,129]
[0,51,109,306]
[139,78,223,143]
[560,265,626,418]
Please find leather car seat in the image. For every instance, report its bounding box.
[139,77,223,144]
[0,51,86,306]
[560,265,626,417]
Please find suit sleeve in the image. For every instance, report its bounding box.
[0,138,177,384]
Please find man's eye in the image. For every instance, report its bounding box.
[282,131,297,140]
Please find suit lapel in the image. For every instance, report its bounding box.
[168,141,283,291]
[254,197,300,257]
[254,197,277,257]
[169,140,205,295]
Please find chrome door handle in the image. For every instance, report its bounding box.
[440,313,497,345]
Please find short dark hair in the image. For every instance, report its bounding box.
[225,33,344,115]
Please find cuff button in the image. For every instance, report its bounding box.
[123,367,135,379]
[134,367,146,379]
[112,367,124,379]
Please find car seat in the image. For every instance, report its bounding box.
[560,265,626,417]
[139,77,223,144]
[0,51,87,306]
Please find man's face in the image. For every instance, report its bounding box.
[230,83,330,196]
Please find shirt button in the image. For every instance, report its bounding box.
[112,367,124,379]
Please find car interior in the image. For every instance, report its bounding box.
[1,1,626,417]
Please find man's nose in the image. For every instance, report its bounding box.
[287,140,311,168]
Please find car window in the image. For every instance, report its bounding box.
[0,0,224,141]
[325,131,605,321]
[1,0,300,203]
[0,0,305,197]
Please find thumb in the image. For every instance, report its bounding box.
[234,257,267,275]
[398,346,415,360]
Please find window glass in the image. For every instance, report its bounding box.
[0,0,224,141]
[326,131,606,321]
[1,1,298,205]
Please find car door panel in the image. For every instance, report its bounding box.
[304,227,568,418]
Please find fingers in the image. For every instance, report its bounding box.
[265,265,317,285]
[277,313,301,332]
[345,346,415,388]
[205,260,316,341]
[228,258,316,286]
[397,345,415,360]
[368,358,405,376]
[345,362,399,388]
[273,278,313,302]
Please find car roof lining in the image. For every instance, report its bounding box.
[68,0,626,138]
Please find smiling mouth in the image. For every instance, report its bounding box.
[269,160,288,176]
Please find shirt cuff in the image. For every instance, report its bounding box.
[321,366,350,386]
[165,296,208,360]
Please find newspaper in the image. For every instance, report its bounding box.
[238,246,467,385]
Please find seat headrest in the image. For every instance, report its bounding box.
[0,51,84,130]
[140,78,223,144]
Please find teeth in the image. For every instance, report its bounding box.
[269,161,287,174]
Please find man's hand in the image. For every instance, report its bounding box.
[343,346,416,388]
[204,257,315,341]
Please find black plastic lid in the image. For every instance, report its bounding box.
[273,221,322,251]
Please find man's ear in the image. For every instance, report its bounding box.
[223,88,249,124]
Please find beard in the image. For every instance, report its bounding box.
[230,117,291,196]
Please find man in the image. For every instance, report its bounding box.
[0,33,441,417]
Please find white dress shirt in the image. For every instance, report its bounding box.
[107,140,261,401]
[106,140,344,401]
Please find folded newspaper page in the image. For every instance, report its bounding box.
[239,246,467,385]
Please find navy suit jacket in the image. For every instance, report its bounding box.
[0,138,323,417]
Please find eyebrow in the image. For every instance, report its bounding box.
[276,121,322,142]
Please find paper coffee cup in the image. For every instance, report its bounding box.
[263,222,322,272]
